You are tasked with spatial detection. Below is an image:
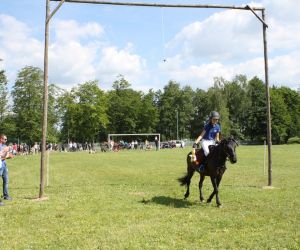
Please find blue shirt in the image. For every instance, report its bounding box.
[203,123,221,140]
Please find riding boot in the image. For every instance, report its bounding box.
[198,156,207,172]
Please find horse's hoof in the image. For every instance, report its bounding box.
[217,204,222,208]
[207,200,211,204]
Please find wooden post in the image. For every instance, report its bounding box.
[262,9,272,186]
[45,0,271,187]
[40,0,50,198]
[50,0,264,11]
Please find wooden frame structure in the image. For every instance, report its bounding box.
[40,0,272,197]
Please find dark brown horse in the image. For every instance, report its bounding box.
[178,138,238,207]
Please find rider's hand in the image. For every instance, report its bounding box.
[192,143,198,149]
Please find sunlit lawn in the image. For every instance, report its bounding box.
[0,145,299,249]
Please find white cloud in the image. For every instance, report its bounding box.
[160,59,232,89]
[268,51,300,89]
[96,45,147,89]
[159,53,300,90]
[0,16,148,90]
[49,41,97,88]
[52,19,104,43]
[0,14,43,82]
[48,19,103,87]
[161,1,300,90]
[167,9,262,62]
[264,0,300,23]
[50,21,147,90]
[263,0,300,52]
[1,0,300,92]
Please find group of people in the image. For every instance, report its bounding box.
[0,134,12,206]
[68,141,94,152]
[107,139,157,151]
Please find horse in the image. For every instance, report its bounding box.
[178,137,238,207]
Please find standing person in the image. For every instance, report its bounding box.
[0,134,12,201]
[193,111,221,172]
[154,136,159,151]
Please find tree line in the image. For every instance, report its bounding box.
[0,66,299,145]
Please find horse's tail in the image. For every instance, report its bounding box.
[178,173,190,186]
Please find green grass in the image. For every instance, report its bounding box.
[1,145,299,249]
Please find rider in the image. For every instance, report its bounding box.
[193,111,221,172]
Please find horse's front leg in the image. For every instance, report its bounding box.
[207,177,220,206]
[199,173,205,202]
[207,177,222,207]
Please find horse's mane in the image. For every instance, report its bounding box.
[207,139,228,166]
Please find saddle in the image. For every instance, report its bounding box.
[194,148,205,165]
[193,144,218,171]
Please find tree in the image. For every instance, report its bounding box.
[11,66,59,144]
[57,90,78,142]
[75,81,108,142]
[177,86,195,139]
[191,88,209,138]
[224,75,248,139]
[108,76,142,134]
[270,88,291,144]
[207,77,230,137]
[157,81,182,139]
[47,84,63,142]
[137,89,159,133]
[243,77,267,141]
[12,66,44,144]
[0,70,8,123]
[275,87,300,139]
[58,81,108,143]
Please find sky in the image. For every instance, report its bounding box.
[0,0,299,92]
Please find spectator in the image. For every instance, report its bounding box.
[0,134,12,201]
[12,143,17,155]
[154,136,159,151]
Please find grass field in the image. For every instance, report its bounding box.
[0,145,299,249]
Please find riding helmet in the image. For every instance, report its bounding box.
[210,111,220,119]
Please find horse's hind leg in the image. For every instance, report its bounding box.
[178,168,195,199]
[184,170,195,199]
[199,173,205,202]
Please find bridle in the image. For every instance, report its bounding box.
[221,138,238,162]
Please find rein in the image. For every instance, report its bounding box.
[218,139,236,162]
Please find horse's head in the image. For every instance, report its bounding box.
[220,137,238,164]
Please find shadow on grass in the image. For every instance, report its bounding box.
[140,195,197,208]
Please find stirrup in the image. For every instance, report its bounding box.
[198,164,204,172]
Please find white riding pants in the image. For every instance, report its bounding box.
[201,139,216,156]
